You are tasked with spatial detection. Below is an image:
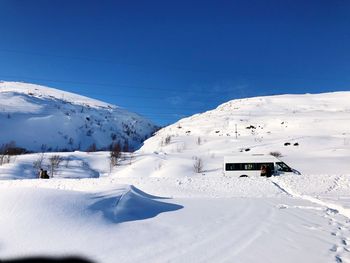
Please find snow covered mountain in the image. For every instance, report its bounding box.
[0,81,158,152]
[139,92,350,176]
[1,90,350,263]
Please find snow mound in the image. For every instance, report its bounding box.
[0,185,182,259]
[91,185,183,223]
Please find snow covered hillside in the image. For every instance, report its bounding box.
[1,91,350,263]
[140,92,350,176]
[0,81,157,152]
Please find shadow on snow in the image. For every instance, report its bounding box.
[88,185,183,224]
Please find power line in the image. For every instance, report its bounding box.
[0,73,245,95]
[0,48,235,75]
[0,85,227,111]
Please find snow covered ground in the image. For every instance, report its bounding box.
[0,91,350,262]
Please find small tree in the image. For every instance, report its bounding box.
[48,155,62,178]
[196,137,201,145]
[0,154,10,166]
[0,142,14,166]
[33,153,45,171]
[193,157,204,173]
[110,142,121,171]
[159,135,172,147]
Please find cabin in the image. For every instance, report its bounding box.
[224,154,298,177]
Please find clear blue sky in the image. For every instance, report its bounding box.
[0,0,349,125]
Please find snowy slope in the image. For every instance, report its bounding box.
[0,81,157,152]
[1,91,350,263]
[139,92,350,176]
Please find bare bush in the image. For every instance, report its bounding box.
[0,141,19,166]
[48,155,63,177]
[160,135,172,147]
[110,143,121,171]
[193,157,204,173]
[0,154,10,166]
[165,135,171,145]
[196,137,201,145]
[33,153,45,171]
[270,151,282,158]
[0,141,27,156]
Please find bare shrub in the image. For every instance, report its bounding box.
[165,135,171,145]
[0,154,10,166]
[160,135,172,147]
[0,141,26,155]
[196,137,201,145]
[48,155,63,177]
[33,153,45,171]
[193,157,204,173]
[270,151,282,158]
[0,141,20,166]
[110,143,121,170]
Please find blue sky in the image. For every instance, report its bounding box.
[0,0,349,125]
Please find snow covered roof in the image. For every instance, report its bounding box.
[224,155,281,163]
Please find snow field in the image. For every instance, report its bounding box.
[1,89,350,262]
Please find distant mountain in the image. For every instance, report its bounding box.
[0,81,158,152]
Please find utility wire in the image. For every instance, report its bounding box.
[0,73,244,95]
[0,48,235,75]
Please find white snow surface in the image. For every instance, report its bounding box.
[1,91,350,263]
[0,81,157,151]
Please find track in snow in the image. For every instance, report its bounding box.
[271,178,350,263]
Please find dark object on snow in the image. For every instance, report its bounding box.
[284,142,291,146]
[1,257,94,263]
[293,143,299,146]
[244,148,250,152]
[260,165,267,177]
[239,175,248,178]
[39,169,49,179]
